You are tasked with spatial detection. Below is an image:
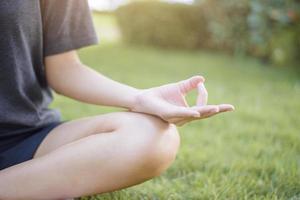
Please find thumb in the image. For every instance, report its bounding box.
[178,75,205,94]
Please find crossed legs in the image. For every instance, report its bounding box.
[0,112,180,200]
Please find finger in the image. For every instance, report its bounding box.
[163,105,201,120]
[173,105,220,125]
[167,117,187,125]
[193,104,234,119]
[196,83,208,106]
[174,104,235,126]
[192,105,219,116]
[218,104,235,112]
[163,116,191,126]
[178,75,205,94]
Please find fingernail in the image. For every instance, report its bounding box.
[227,106,235,111]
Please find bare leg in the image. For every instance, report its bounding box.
[0,112,180,200]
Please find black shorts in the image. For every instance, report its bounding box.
[0,121,63,170]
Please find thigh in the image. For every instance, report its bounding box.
[0,112,178,200]
[33,112,125,158]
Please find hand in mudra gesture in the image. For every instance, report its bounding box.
[131,76,234,126]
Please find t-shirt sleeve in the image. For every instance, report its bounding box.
[41,0,98,56]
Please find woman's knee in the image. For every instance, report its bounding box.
[117,112,181,177]
[142,123,180,177]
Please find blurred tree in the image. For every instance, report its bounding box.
[248,0,300,65]
[195,0,300,66]
[199,0,250,53]
[116,0,300,66]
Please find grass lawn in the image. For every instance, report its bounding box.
[50,14,300,200]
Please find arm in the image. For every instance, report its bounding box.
[45,51,234,126]
[45,51,139,109]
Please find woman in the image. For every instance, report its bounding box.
[0,0,234,199]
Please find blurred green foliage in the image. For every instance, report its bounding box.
[115,0,300,67]
[116,2,209,49]
[199,0,249,53]
[248,0,300,66]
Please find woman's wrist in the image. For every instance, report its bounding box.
[125,87,143,111]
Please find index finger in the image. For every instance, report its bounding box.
[196,83,208,106]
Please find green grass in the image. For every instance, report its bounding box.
[51,14,300,200]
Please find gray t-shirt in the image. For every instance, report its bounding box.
[0,0,98,152]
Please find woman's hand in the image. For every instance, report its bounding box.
[130,76,234,126]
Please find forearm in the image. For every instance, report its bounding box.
[45,51,234,127]
[47,61,140,109]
